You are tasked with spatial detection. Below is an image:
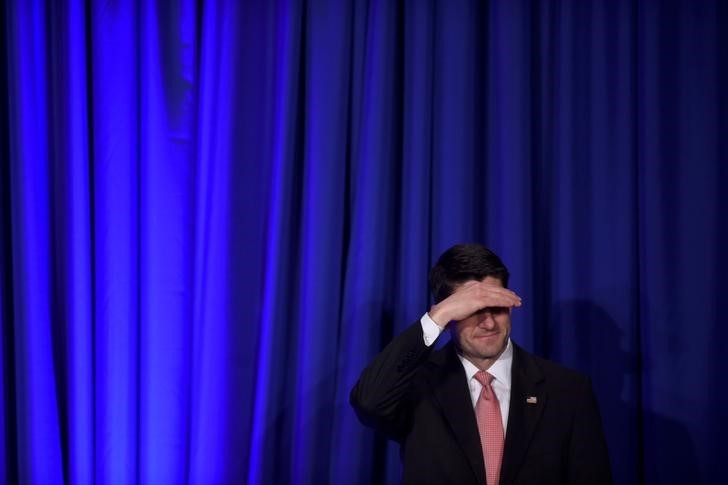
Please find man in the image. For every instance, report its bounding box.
[350,244,612,484]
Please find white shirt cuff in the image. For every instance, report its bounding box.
[420,312,445,346]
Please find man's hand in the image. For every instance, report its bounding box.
[428,280,522,326]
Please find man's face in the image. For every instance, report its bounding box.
[450,276,512,366]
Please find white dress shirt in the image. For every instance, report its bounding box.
[420,313,512,432]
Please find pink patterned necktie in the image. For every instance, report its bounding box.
[474,370,504,485]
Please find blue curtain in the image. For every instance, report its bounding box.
[2,0,726,483]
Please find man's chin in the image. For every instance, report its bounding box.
[474,341,507,359]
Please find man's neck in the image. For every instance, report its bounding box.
[458,342,508,371]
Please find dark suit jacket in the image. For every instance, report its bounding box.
[350,322,612,484]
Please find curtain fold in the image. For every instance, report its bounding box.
[2,0,726,483]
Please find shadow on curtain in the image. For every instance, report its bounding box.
[1,0,726,483]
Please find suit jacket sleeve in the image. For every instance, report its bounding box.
[567,377,613,484]
[349,321,436,442]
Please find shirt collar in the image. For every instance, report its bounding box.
[458,338,513,389]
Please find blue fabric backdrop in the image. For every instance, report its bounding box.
[2,0,726,483]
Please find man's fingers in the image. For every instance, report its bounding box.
[473,284,522,307]
[430,281,524,324]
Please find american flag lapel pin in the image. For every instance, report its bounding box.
[526,396,538,404]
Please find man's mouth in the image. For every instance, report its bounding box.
[475,332,499,339]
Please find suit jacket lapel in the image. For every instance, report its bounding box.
[500,343,546,485]
[428,343,486,485]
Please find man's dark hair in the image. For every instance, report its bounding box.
[428,244,510,303]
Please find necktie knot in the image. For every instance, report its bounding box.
[474,370,494,386]
[475,370,495,400]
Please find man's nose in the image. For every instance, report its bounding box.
[478,311,496,329]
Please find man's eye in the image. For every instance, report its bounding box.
[477,307,508,316]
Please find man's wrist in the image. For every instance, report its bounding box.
[421,313,445,346]
[428,305,449,327]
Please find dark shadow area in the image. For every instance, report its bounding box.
[258,369,391,484]
[548,299,701,484]
[0,1,20,482]
[256,303,398,485]
[260,372,340,484]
